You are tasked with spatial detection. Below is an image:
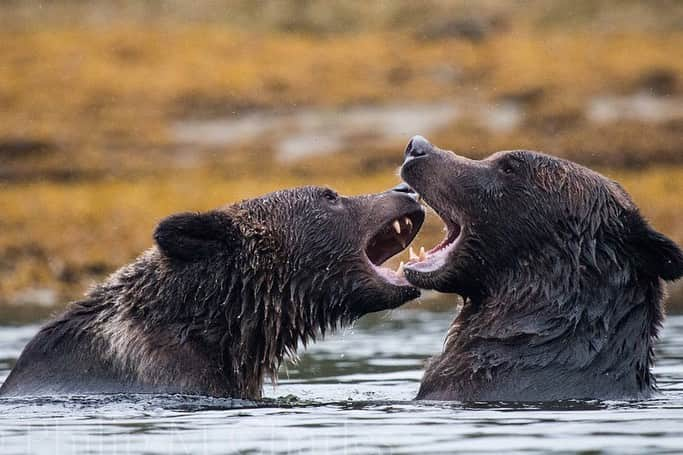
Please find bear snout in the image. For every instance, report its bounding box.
[404,135,435,161]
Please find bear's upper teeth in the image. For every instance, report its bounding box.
[404,217,412,231]
[419,246,427,261]
[393,220,401,235]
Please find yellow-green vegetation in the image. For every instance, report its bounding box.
[1,25,682,178]
[1,0,682,316]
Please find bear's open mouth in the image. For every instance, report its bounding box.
[365,209,424,286]
[405,209,463,274]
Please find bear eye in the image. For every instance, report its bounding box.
[322,190,339,203]
[499,157,522,175]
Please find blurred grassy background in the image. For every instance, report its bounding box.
[0,0,682,321]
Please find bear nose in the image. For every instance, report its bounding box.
[404,135,433,160]
[391,182,417,195]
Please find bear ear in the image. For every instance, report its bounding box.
[154,211,240,261]
[627,215,683,281]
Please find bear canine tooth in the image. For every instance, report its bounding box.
[405,217,413,231]
[397,261,405,276]
[419,246,427,261]
[409,246,419,261]
[393,220,401,235]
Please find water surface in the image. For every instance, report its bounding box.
[1,308,683,454]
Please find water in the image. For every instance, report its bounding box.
[172,102,463,161]
[171,94,683,163]
[1,308,683,454]
[171,100,522,162]
[588,94,683,124]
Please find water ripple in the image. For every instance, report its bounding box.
[1,312,683,454]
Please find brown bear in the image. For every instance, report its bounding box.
[0,186,424,398]
[400,135,683,401]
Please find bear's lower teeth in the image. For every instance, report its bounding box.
[408,246,429,262]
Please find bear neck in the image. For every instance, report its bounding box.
[437,252,663,400]
[84,248,350,398]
